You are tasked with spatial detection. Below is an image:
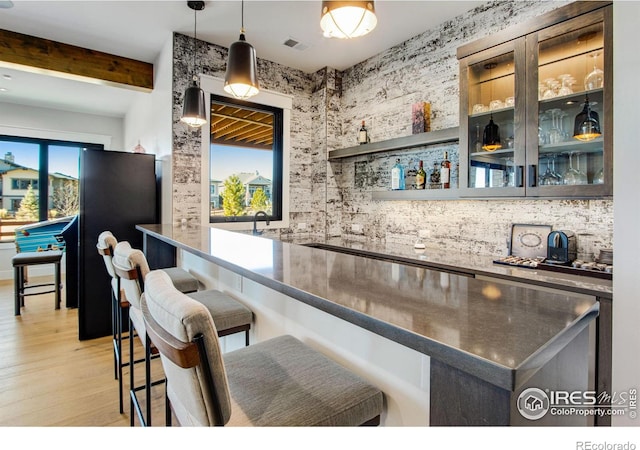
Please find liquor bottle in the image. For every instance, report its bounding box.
[441,151,451,189]
[416,160,426,190]
[405,160,417,190]
[358,120,369,145]
[391,159,405,190]
[430,161,441,186]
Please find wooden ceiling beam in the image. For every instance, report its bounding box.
[0,29,153,92]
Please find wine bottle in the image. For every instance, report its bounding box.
[441,151,451,189]
[416,160,426,190]
[358,120,368,145]
[391,159,405,190]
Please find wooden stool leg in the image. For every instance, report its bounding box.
[54,261,61,310]
[14,265,20,316]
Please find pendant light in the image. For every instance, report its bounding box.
[320,1,377,39]
[482,63,501,152]
[180,1,207,128]
[224,0,259,100]
[573,94,601,141]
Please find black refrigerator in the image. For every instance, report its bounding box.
[75,148,158,340]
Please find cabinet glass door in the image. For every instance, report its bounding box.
[466,51,518,190]
[533,20,607,193]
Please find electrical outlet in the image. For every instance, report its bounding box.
[351,224,362,233]
[298,222,307,230]
[418,229,431,239]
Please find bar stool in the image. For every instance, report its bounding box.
[142,269,383,427]
[13,250,63,316]
[96,231,201,415]
[112,242,252,426]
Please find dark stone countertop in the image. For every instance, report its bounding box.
[278,234,612,299]
[136,224,599,392]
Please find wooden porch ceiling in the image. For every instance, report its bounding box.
[210,103,273,149]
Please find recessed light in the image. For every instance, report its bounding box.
[2,74,11,81]
[0,88,8,92]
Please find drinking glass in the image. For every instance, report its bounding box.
[584,52,604,91]
[542,78,560,99]
[547,109,562,145]
[593,167,604,184]
[563,152,580,185]
[557,74,574,96]
[574,153,588,184]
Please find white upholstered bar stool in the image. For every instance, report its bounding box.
[112,242,252,426]
[96,231,201,415]
[142,269,384,427]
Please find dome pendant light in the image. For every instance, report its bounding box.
[482,63,501,152]
[180,1,207,128]
[573,95,601,142]
[224,0,259,100]
[320,1,377,39]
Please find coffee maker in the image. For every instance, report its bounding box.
[546,230,577,265]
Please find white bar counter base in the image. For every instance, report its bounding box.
[137,224,599,427]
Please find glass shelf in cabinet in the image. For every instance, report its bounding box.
[539,137,603,154]
[468,106,514,118]
[470,148,515,158]
[538,88,603,109]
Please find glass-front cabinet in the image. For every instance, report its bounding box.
[458,2,612,198]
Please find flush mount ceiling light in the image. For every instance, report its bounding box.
[224,0,260,100]
[180,1,207,128]
[320,1,377,39]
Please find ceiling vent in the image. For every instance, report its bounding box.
[283,37,308,51]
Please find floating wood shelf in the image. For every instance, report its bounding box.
[328,127,459,160]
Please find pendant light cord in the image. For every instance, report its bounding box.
[241,0,245,33]
[192,5,197,83]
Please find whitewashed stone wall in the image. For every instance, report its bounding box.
[171,0,614,257]
[328,0,613,255]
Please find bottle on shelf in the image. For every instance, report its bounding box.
[416,160,426,190]
[405,160,417,190]
[441,151,451,189]
[358,120,369,145]
[430,161,441,187]
[391,159,405,190]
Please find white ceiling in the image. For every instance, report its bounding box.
[0,0,483,117]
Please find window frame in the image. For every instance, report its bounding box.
[199,75,291,232]
[208,94,283,224]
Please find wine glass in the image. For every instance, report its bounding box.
[547,109,562,144]
[539,156,555,186]
[563,152,581,185]
[550,154,563,185]
[593,167,604,184]
[584,52,604,91]
[542,78,560,99]
[574,153,588,184]
[557,74,574,96]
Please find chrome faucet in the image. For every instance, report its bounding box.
[252,211,270,235]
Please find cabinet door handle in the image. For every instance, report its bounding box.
[516,166,524,188]
[527,165,537,187]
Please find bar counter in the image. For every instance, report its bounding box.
[137,224,599,426]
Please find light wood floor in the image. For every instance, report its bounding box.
[0,277,166,426]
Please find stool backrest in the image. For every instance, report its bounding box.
[112,241,149,310]
[96,231,117,278]
[142,269,231,426]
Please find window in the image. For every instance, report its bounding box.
[11,179,39,190]
[0,135,102,242]
[209,94,284,223]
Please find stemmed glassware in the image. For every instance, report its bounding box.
[584,51,604,91]
[547,109,563,144]
[557,74,574,96]
[563,152,588,185]
[539,155,562,185]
